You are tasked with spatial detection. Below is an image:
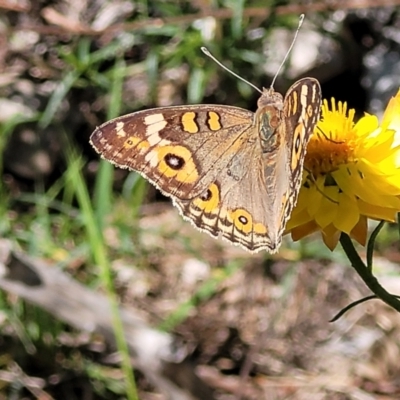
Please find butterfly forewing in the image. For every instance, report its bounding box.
[90,105,254,200]
[280,78,321,228]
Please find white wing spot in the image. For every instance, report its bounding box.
[144,113,165,125]
[145,150,159,167]
[144,114,167,139]
[116,121,127,137]
[300,85,309,120]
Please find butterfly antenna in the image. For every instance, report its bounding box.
[201,47,263,95]
[270,14,305,89]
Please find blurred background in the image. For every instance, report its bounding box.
[2,1,400,399]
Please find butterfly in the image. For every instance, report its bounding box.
[90,77,321,253]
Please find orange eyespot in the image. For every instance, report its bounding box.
[156,145,199,183]
[193,183,220,212]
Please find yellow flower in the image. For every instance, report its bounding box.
[287,91,400,250]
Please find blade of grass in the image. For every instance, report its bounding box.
[145,49,159,102]
[230,0,245,38]
[39,70,80,129]
[93,161,114,229]
[93,58,126,227]
[121,172,148,219]
[187,67,206,104]
[65,147,138,400]
[87,57,138,398]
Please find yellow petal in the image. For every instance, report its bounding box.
[334,165,400,208]
[321,225,341,250]
[290,221,318,241]
[350,216,368,246]
[305,176,324,217]
[334,193,360,234]
[314,187,339,228]
[357,200,398,222]
[381,90,400,134]
[354,114,379,138]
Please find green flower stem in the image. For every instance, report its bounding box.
[340,233,400,313]
[366,221,385,271]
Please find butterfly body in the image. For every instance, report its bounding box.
[90,77,321,253]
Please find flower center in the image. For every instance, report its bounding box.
[304,131,355,177]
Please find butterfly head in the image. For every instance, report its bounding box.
[258,88,284,109]
[254,88,285,144]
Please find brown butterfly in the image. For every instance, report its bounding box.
[90,76,321,252]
